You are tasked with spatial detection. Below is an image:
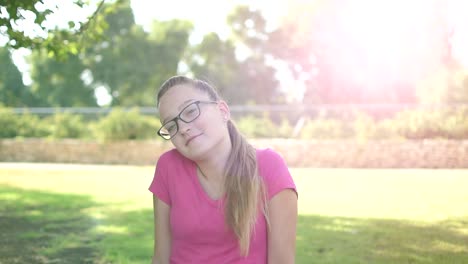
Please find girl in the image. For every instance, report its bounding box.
[149,76,297,264]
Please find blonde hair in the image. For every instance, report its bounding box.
[157,76,268,256]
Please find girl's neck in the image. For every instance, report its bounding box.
[196,134,231,181]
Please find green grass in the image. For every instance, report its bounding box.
[1,164,467,263]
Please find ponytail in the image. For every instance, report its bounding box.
[224,120,268,256]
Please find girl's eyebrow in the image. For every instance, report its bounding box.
[178,99,196,110]
[162,99,196,124]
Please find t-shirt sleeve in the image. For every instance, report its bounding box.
[148,153,172,206]
[259,148,297,200]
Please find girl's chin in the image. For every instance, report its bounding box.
[180,144,206,158]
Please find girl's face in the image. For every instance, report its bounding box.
[158,84,230,161]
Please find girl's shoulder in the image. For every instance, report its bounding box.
[255,147,296,199]
[256,147,286,164]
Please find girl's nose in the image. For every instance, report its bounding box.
[177,120,192,134]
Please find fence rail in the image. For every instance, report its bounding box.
[9,104,468,115]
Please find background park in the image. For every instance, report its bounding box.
[1,0,468,263]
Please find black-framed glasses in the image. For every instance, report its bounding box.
[157,100,218,140]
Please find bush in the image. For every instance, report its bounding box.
[373,119,401,140]
[16,112,50,138]
[0,107,18,138]
[440,107,468,139]
[44,112,87,139]
[93,108,158,141]
[353,112,376,140]
[0,106,467,140]
[236,114,278,138]
[0,107,51,138]
[352,112,400,140]
[391,108,468,140]
[276,117,294,138]
[300,118,352,139]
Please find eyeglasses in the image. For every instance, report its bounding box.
[157,100,218,140]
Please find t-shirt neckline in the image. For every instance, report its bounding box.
[190,161,224,207]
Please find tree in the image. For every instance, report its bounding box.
[29,49,97,106]
[0,0,112,58]
[416,63,468,105]
[185,33,246,103]
[184,6,280,105]
[0,47,28,106]
[86,0,193,106]
[227,5,269,56]
[146,19,194,103]
[226,6,280,104]
[23,0,192,107]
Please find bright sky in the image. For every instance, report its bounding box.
[9,0,291,105]
[131,0,468,93]
[6,0,468,105]
[130,0,286,42]
[9,0,286,78]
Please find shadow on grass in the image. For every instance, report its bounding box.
[92,208,154,264]
[297,215,468,264]
[0,185,103,264]
[0,185,155,264]
[1,185,467,264]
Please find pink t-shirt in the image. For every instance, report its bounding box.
[149,148,296,264]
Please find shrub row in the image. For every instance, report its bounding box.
[237,107,468,140]
[1,107,468,140]
[0,108,158,141]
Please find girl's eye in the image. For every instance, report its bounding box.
[167,124,176,133]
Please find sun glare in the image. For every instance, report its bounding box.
[448,0,468,68]
[318,0,452,90]
[289,0,468,100]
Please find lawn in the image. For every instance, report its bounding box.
[1,163,467,263]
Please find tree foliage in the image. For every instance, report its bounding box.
[185,33,245,103]
[29,49,96,106]
[85,1,193,106]
[0,0,110,59]
[2,0,468,108]
[0,47,28,106]
[185,6,280,104]
[416,63,468,105]
[23,0,192,107]
[1,2,283,107]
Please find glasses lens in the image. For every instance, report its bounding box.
[158,101,206,140]
[180,103,200,123]
[159,120,177,139]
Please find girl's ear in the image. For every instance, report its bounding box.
[217,100,231,122]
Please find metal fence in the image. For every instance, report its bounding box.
[10,103,468,119]
[11,104,468,115]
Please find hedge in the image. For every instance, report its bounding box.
[2,106,468,140]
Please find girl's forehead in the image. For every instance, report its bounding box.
[163,85,203,99]
[158,86,208,116]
